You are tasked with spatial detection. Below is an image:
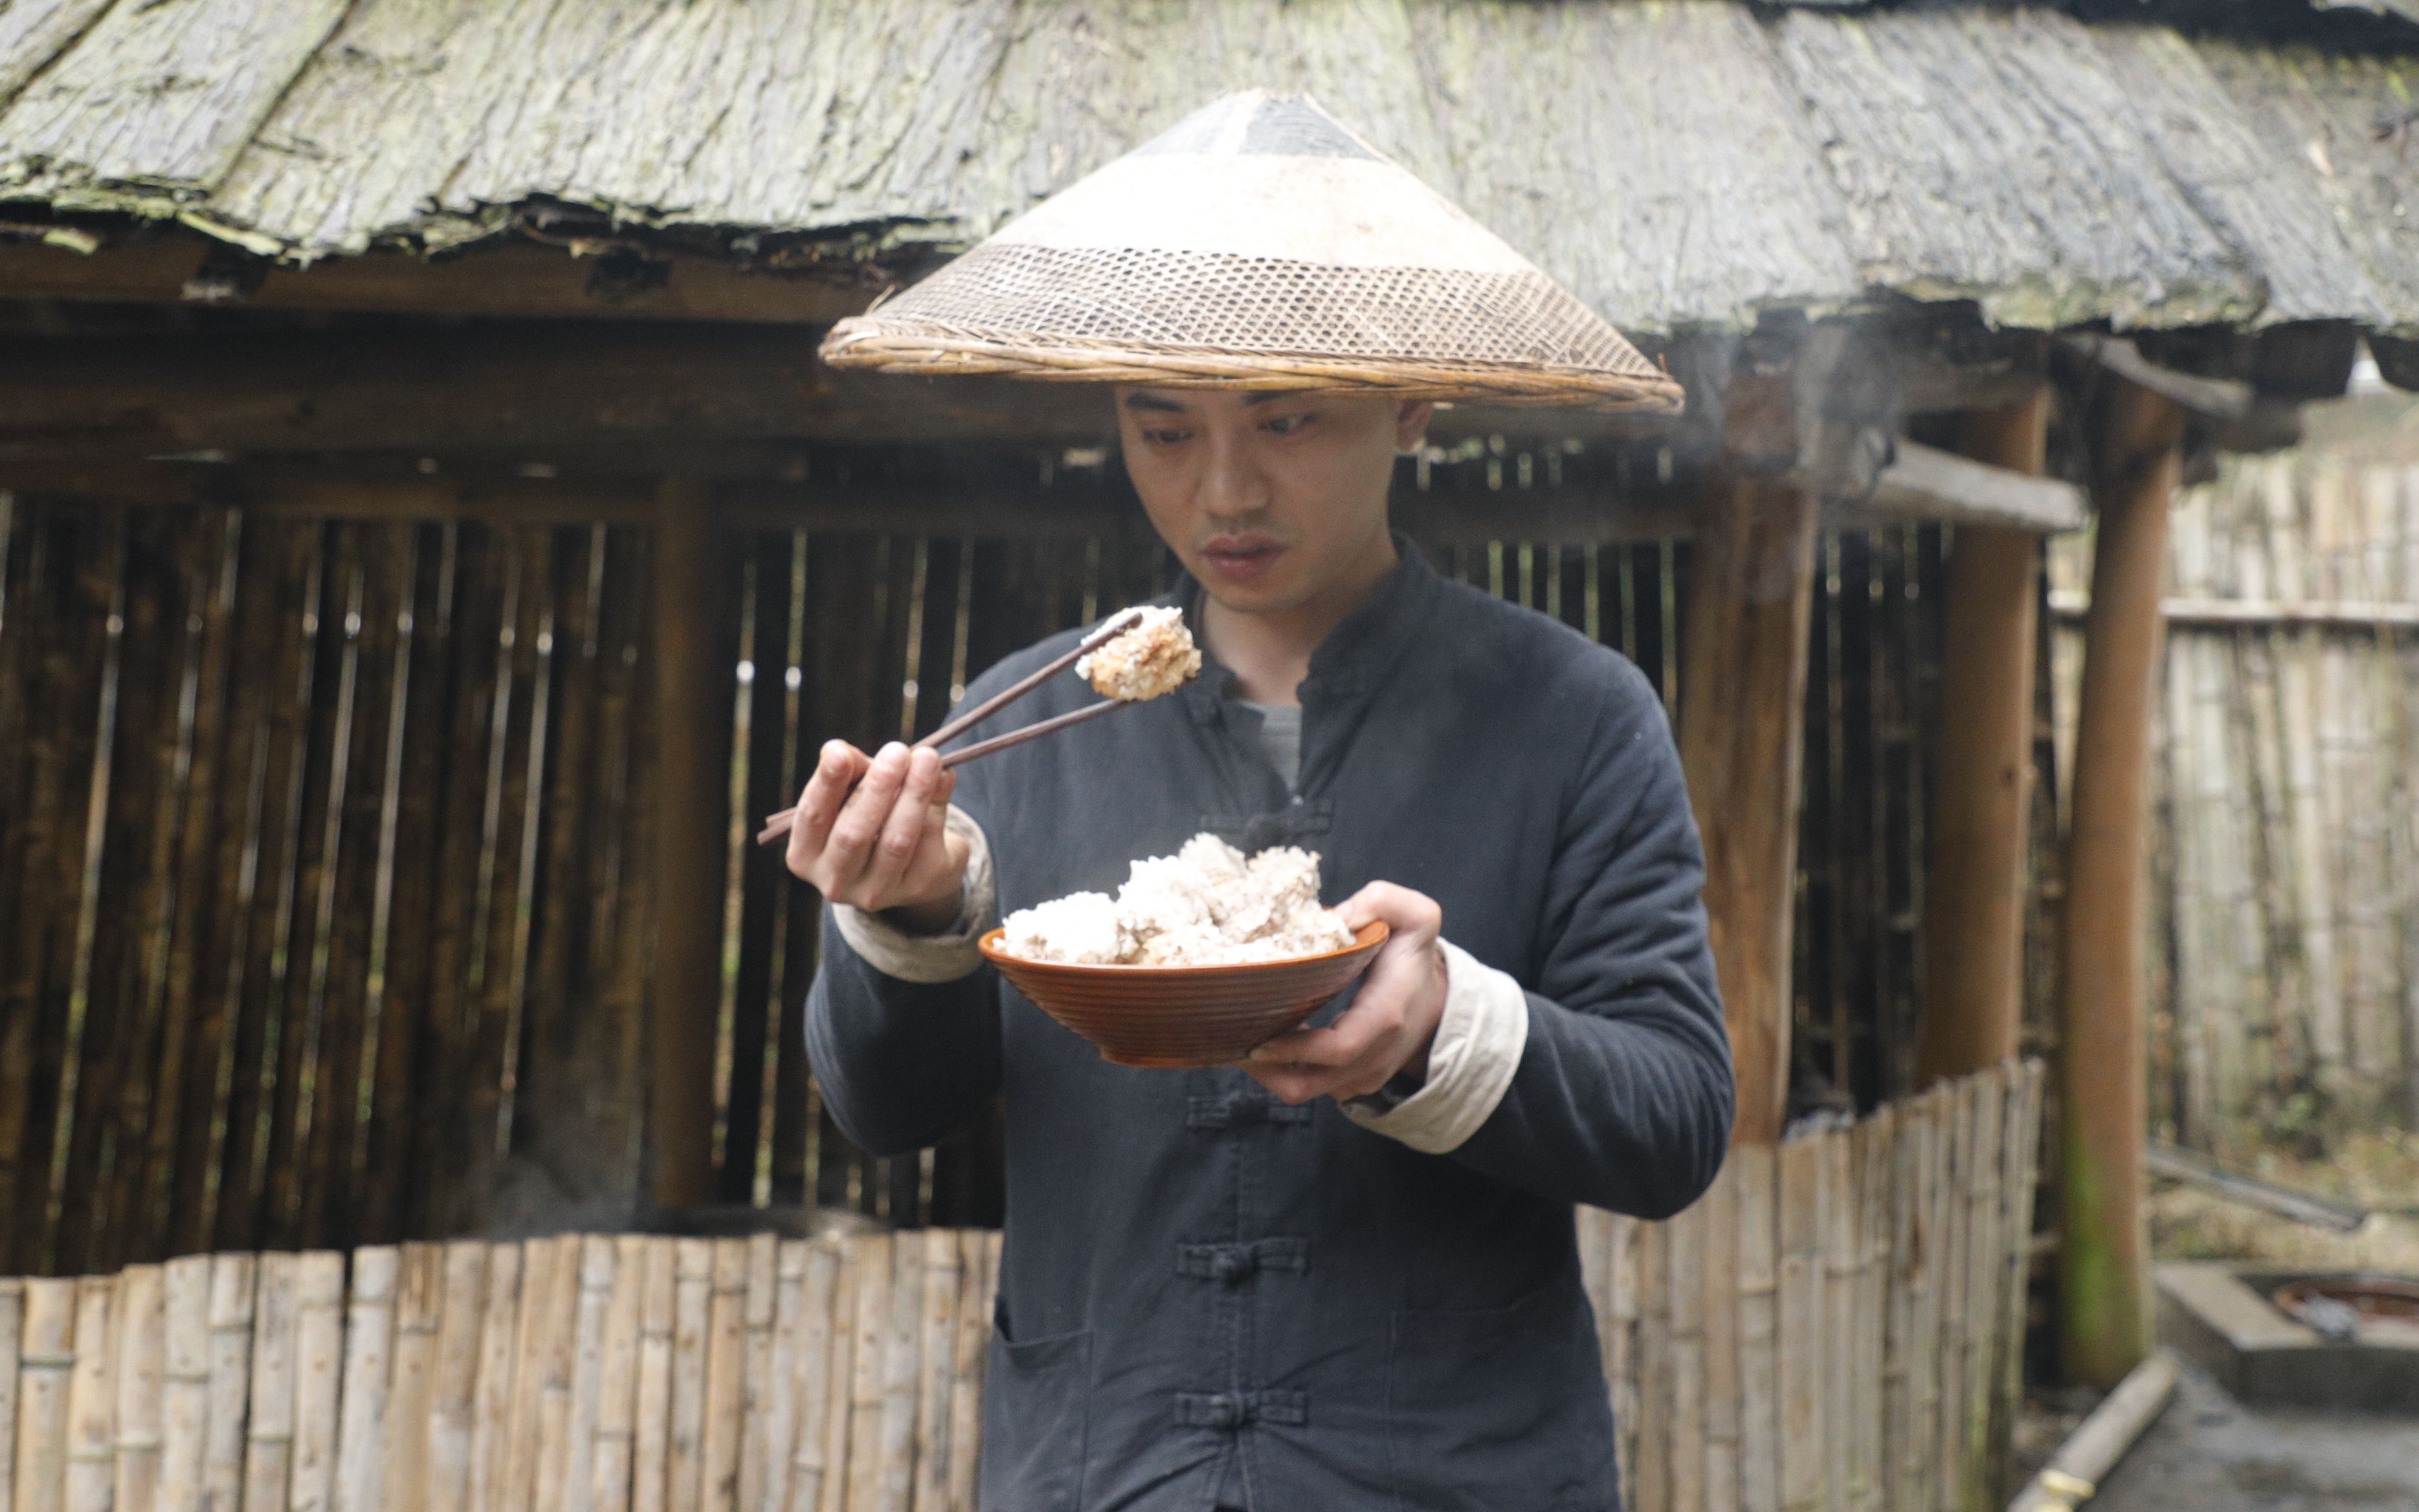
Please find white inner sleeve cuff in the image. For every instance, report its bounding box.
[1342,939,1530,1155]
[829,805,998,984]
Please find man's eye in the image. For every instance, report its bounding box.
[1262,412,1313,435]
[1144,428,1190,446]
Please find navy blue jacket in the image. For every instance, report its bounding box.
[808,543,1732,1511]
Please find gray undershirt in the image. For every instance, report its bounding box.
[1241,700,1302,790]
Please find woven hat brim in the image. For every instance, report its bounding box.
[821,93,1682,416]
[821,320,1684,412]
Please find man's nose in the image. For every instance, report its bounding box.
[1197,428,1271,519]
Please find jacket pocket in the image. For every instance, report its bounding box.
[1385,1280,1618,1511]
[979,1302,1091,1512]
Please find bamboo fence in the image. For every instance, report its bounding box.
[0,1062,2040,1512]
[0,486,1955,1271]
[2049,456,2419,1150]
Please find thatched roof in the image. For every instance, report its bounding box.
[3,0,2416,335]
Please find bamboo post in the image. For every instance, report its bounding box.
[1957,1077,2006,1507]
[1993,1064,2048,1503]
[1882,1096,1930,1512]
[593,1237,646,1512]
[335,1247,399,1512]
[158,1256,209,1512]
[735,1236,777,1512]
[242,1256,299,1512]
[1732,1148,1779,1512]
[564,1238,617,1512]
[289,1252,349,1512]
[203,1254,254,1512]
[941,1237,988,1512]
[535,1238,583,1512]
[698,1241,748,1512]
[2004,1352,2175,1512]
[64,1278,113,1512]
[814,1242,860,1512]
[841,1236,889,1512]
[0,1278,20,1512]
[1665,1201,1706,1512]
[1681,364,1820,1144]
[1631,1221,1670,1512]
[876,1238,924,1512]
[2060,380,2185,1385]
[384,1247,442,1512]
[630,1241,675,1512]
[1918,394,2050,1084]
[430,1243,489,1512]
[1774,1139,1823,1512]
[1700,1173,1741,1512]
[1911,1091,1950,1512]
[665,1240,713,1512]
[1931,1082,1974,1512]
[115,1265,165,1512]
[17,1280,75,1512]
[786,1243,840,1512]
[649,475,730,1212]
[1820,1135,1855,1512]
[909,1230,959,1512]
[469,1244,524,1512]
[763,1244,806,1512]
[505,1240,559,1512]
[1849,1110,1893,1512]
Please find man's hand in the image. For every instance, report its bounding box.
[783,740,969,933]
[1243,882,1447,1105]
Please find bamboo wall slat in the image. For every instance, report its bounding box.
[2049,457,2419,1149]
[0,1062,2040,1512]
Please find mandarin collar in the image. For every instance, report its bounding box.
[1174,531,1436,717]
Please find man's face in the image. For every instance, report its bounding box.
[1115,387,1433,615]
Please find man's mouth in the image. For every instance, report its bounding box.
[1199,534,1287,584]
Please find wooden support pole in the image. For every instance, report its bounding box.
[648,478,728,1213]
[1682,364,1820,1144]
[2058,379,2185,1386]
[1917,392,2050,1084]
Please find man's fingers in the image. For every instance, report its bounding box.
[1251,986,1399,1070]
[1337,880,1442,942]
[786,740,869,877]
[1249,1024,1357,1071]
[1243,1062,1330,1106]
[1245,1058,1388,1106]
[823,742,911,890]
[862,747,946,895]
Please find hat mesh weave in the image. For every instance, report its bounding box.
[866,242,1660,377]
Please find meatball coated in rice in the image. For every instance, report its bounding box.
[1000,834,1354,966]
[1076,606,1201,702]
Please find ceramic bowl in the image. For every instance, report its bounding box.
[977,921,1390,1068]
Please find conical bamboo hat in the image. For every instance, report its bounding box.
[821,91,1680,413]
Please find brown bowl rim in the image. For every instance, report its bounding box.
[976,918,1388,974]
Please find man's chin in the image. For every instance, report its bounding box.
[1192,570,1312,617]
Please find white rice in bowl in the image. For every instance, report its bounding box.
[999,834,1354,966]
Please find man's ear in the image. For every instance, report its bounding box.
[1394,400,1435,452]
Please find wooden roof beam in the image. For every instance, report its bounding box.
[0,236,881,325]
[0,324,1681,456]
[2059,331,2253,423]
[1809,436,2087,533]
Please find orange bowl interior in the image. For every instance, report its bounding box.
[977,920,1389,1068]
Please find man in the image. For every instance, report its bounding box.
[792,94,1732,1510]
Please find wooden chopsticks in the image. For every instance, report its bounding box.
[755,608,1146,846]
